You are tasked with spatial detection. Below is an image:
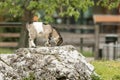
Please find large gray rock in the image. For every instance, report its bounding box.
[0,45,97,80]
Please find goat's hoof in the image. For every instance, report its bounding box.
[45,43,51,47]
[31,46,36,48]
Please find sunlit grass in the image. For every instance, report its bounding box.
[81,51,93,57]
[91,61,120,80]
[0,48,15,54]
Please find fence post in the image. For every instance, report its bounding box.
[18,23,28,48]
[94,24,100,59]
[80,38,83,52]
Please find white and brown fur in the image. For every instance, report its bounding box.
[26,22,63,47]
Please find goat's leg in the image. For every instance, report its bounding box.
[45,35,51,47]
[28,31,36,48]
[45,39,51,47]
[29,38,36,48]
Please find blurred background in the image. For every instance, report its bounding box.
[0,0,120,59]
[1,1,120,79]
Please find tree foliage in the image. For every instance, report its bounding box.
[0,0,94,22]
[0,0,119,22]
[97,0,120,9]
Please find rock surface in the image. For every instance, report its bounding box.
[0,45,97,80]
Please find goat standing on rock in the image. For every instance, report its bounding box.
[26,22,63,47]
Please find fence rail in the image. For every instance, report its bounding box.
[0,22,95,48]
[0,22,22,26]
[0,42,18,47]
[0,22,119,50]
[0,22,22,48]
[0,33,20,38]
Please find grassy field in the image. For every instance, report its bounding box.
[0,48,15,54]
[81,50,93,57]
[91,61,120,80]
[81,51,120,80]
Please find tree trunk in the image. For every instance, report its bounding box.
[18,23,28,48]
[18,10,34,48]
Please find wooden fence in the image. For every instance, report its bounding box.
[0,22,22,47]
[93,15,120,59]
[0,22,96,49]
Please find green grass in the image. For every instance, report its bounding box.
[81,51,93,57]
[0,48,15,54]
[91,61,120,80]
